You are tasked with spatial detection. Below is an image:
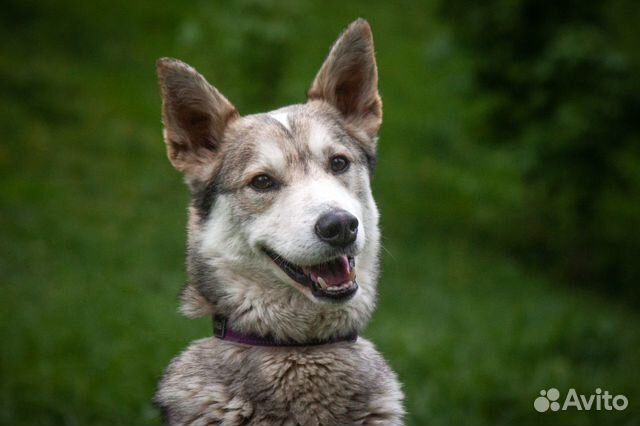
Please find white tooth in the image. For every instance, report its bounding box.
[350,269,356,281]
[317,277,328,289]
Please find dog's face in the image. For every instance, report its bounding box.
[157,19,383,340]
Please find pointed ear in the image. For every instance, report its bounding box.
[156,58,239,178]
[308,19,382,139]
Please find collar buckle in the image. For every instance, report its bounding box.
[212,315,227,338]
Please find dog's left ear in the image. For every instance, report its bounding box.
[308,18,381,140]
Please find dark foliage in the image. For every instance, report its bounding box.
[440,0,640,301]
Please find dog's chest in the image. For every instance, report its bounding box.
[156,338,403,426]
[243,346,373,424]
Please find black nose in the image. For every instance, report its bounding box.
[314,209,359,247]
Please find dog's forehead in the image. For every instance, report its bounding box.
[224,103,347,164]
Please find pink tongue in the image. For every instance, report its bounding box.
[307,256,352,287]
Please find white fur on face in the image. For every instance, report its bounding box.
[307,121,332,159]
[246,119,368,266]
[268,110,291,132]
[245,139,288,179]
[196,114,380,314]
[249,173,366,266]
[199,197,249,263]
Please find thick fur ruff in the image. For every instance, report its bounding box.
[157,337,403,425]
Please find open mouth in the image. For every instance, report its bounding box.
[263,248,358,302]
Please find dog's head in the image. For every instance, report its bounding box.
[157,19,382,341]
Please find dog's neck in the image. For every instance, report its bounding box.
[211,314,358,347]
[180,278,377,344]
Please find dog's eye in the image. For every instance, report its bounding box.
[330,155,350,174]
[250,174,276,191]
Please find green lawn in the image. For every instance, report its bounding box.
[1,1,639,425]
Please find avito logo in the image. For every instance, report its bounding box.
[534,388,628,413]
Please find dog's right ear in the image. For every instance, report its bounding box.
[156,58,239,178]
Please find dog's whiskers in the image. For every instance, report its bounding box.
[380,243,396,261]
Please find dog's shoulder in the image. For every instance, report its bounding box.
[154,337,254,425]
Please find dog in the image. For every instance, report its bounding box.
[154,18,404,425]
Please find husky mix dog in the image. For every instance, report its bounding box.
[154,19,404,426]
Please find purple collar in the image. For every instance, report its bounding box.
[212,315,358,347]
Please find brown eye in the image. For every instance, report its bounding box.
[330,155,350,174]
[250,174,276,191]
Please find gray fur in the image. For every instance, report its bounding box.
[157,337,403,426]
[155,19,404,425]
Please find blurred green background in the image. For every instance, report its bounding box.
[1,0,639,425]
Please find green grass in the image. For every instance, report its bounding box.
[1,0,639,425]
